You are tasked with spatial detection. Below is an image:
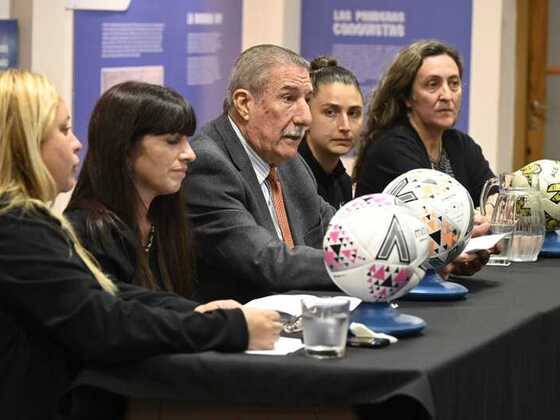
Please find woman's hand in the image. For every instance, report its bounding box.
[240,307,282,350]
[472,212,491,238]
[438,250,490,279]
[194,299,242,313]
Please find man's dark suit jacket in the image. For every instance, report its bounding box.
[183,114,337,303]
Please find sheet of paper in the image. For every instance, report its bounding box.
[245,337,304,356]
[245,294,362,316]
[463,233,506,254]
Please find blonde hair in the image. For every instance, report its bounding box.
[0,69,116,294]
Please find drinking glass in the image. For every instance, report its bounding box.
[301,297,350,359]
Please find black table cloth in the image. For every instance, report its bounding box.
[67,259,560,420]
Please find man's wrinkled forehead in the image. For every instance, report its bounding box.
[265,64,313,95]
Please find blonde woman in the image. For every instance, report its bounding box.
[0,69,281,419]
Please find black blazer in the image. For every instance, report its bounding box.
[0,206,248,419]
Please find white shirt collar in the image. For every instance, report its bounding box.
[227,115,284,241]
[228,115,270,185]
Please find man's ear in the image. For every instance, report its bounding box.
[232,89,252,121]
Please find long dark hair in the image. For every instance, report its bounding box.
[353,39,463,181]
[68,81,196,296]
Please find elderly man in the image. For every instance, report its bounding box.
[184,44,490,303]
[184,44,337,303]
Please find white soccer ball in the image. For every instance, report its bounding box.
[323,194,430,302]
[512,159,560,231]
[332,191,404,219]
[384,169,474,270]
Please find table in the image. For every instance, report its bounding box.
[68,259,560,420]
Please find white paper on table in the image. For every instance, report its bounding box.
[245,337,304,356]
[245,294,362,316]
[463,233,506,254]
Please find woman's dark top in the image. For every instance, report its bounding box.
[65,206,171,295]
[0,205,248,419]
[298,139,353,209]
[354,120,494,207]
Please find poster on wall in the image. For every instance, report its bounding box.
[73,0,242,149]
[0,20,18,70]
[301,0,472,132]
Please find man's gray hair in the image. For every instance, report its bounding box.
[225,44,309,110]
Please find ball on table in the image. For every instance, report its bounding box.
[323,193,430,302]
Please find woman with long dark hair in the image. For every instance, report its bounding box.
[66,81,201,297]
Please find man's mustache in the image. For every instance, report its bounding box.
[281,126,307,140]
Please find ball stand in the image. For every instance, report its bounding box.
[402,269,468,301]
[350,302,426,337]
[539,231,560,258]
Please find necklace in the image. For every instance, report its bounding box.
[429,141,443,169]
[144,224,155,253]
